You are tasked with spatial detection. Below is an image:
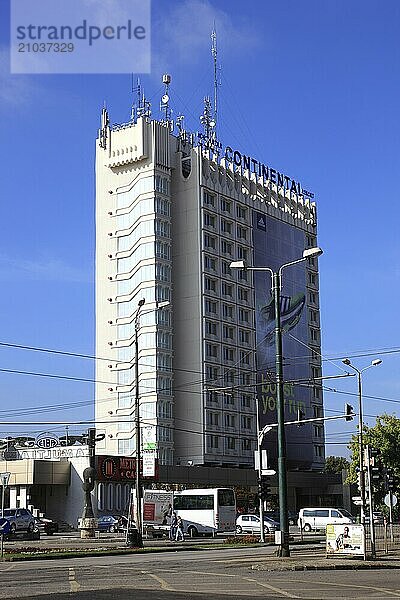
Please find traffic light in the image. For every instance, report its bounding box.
[386,470,395,492]
[345,403,354,421]
[369,448,384,489]
[355,467,362,492]
[258,477,271,502]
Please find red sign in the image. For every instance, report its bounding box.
[143,503,155,521]
[96,455,158,482]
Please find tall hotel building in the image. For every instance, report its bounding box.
[95,93,325,473]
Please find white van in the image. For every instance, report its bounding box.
[298,508,355,532]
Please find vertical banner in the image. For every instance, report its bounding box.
[252,211,313,469]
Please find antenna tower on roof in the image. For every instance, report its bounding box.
[211,24,218,136]
[131,77,151,123]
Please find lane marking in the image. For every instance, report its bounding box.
[68,567,80,593]
[243,576,300,599]
[288,577,400,598]
[157,569,236,578]
[0,565,15,572]
[142,570,174,591]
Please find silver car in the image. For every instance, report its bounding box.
[236,514,279,534]
[3,508,36,534]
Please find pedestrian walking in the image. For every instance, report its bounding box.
[175,515,184,542]
[169,511,178,541]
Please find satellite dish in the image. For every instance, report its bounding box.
[161,94,169,104]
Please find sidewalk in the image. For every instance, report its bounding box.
[2,534,400,569]
[249,546,400,571]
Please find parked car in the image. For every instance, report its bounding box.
[265,510,298,526]
[236,514,279,535]
[298,507,355,532]
[3,508,36,534]
[97,515,127,533]
[35,516,59,535]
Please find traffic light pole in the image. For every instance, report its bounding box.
[365,445,376,559]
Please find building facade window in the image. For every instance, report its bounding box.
[205,277,217,293]
[206,343,218,358]
[223,347,235,362]
[221,282,233,297]
[226,437,236,450]
[221,240,233,255]
[204,234,216,249]
[205,320,218,336]
[221,219,232,234]
[208,435,219,449]
[205,299,218,314]
[220,198,231,213]
[204,191,215,207]
[222,304,234,319]
[204,212,216,228]
[236,205,247,220]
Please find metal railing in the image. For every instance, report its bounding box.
[365,524,400,554]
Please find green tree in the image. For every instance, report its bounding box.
[324,455,350,474]
[347,413,400,505]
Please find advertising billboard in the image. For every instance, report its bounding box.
[253,211,314,469]
[326,524,365,556]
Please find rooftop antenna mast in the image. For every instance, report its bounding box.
[211,24,219,137]
[160,73,173,128]
[131,77,151,123]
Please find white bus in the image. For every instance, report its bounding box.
[173,488,236,537]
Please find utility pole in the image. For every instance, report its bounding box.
[256,398,265,543]
[365,445,376,559]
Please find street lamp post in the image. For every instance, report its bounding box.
[341,358,382,525]
[134,298,145,547]
[231,246,323,558]
[133,298,170,548]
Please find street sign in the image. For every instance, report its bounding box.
[384,493,398,508]
[142,452,156,477]
[0,518,10,535]
[0,472,10,487]
[352,495,362,501]
[352,496,362,506]
[262,469,276,476]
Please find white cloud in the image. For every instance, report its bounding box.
[0,47,38,108]
[152,0,261,74]
[0,254,92,284]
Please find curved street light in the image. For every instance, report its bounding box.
[230,246,323,557]
[341,357,382,525]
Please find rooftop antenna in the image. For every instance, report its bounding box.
[160,73,172,127]
[200,95,215,142]
[211,25,218,136]
[131,77,151,122]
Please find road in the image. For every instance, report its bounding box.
[1,546,400,599]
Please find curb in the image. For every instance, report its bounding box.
[251,561,400,572]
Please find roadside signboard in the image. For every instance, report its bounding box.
[142,452,156,478]
[142,490,173,526]
[384,493,397,507]
[0,472,10,487]
[326,523,365,557]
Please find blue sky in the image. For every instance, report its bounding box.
[0,0,399,455]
